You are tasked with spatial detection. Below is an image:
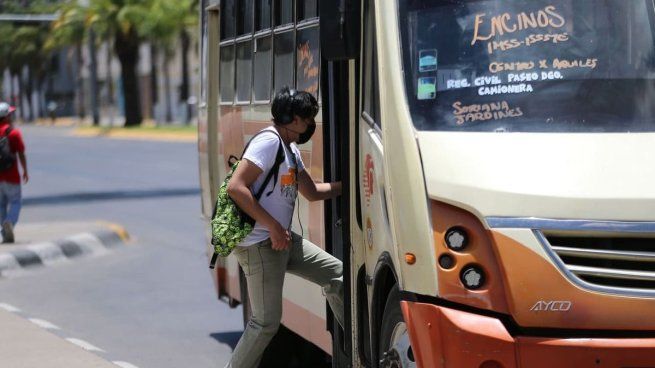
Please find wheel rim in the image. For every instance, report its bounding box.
[380,322,416,368]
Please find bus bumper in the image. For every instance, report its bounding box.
[400,301,655,368]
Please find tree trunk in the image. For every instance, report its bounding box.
[12,73,24,122]
[89,29,100,126]
[26,67,34,122]
[26,66,34,123]
[9,73,15,111]
[164,53,173,123]
[75,42,86,119]
[180,30,191,124]
[114,29,142,126]
[106,38,114,105]
[150,44,159,122]
[38,79,46,119]
[105,36,115,126]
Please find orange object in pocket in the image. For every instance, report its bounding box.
[281,168,297,186]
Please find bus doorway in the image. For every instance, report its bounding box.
[322,58,356,367]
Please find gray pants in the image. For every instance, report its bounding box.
[227,232,344,368]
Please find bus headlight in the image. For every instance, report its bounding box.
[460,265,486,290]
[431,200,509,313]
[445,227,469,251]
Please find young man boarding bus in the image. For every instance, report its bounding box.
[224,87,343,368]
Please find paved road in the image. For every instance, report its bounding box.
[0,125,243,368]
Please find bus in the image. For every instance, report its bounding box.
[197,0,655,367]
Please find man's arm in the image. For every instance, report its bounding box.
[227,159,291,251]
[18,152,28,184]
[297,169,341,202]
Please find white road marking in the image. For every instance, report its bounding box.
[0,303,21,312]
[28,318,60,330]
[113,362,140,368]
[65,338,105,352]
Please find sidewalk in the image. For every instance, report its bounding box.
[28,117,198,142]
[0,221,130,277]
[0,308,118,368]
[72,126,197,142]
[0,221,131,367]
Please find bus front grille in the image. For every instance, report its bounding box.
[543,234,655,293]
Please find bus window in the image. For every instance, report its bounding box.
[220,0,236,40]
[362,0,380,126]
[297,0,318,22]
[399,0,655,133]
[220,44,235,104]
[275,0,294,27]
[296,26,319,97]
[274,31,295,93]
[236,41,253,103]
[255,0,272,31]
[254,36,273,102]
[237,0,254,36]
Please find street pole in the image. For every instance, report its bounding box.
[88,28,100,126]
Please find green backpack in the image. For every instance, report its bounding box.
[209,130,285,268]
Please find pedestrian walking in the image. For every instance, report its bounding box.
[225,87,343,368]
[0,102,28,243]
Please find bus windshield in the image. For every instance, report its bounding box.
[399,0,655,132]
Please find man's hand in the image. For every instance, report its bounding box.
[22,172,28,184]
[268,221,291,251]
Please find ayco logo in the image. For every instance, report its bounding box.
[530,300,572,312]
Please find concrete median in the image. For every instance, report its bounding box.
[0,221,130,277]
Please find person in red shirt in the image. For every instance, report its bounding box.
[0,102,28,243]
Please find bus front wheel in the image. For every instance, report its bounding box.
[378,285,416,368]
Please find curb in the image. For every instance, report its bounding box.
[0,224,130,277]
[71,128,197,142]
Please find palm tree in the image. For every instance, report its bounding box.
[0,23,13,101]
[86,0,152,126]
[0,1,56,122]
[140,0,195,123]
[9,25,49,122]
[47,2,88,120]
[49,0,197,126]
[179,0,199,124]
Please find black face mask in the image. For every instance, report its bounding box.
[296,122,316,145]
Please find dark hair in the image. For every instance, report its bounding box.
[272,86,319,125]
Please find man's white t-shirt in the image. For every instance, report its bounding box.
[238,127,305,247]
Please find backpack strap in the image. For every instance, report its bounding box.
[253,139,284,200]
[239,129,286,200]
[238,129,277,161]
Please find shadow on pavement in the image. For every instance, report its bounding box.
[23,188,200,206]
[210,331,243,350]
[211,327,331,368]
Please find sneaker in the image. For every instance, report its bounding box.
[2,221,14,243]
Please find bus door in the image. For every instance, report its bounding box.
[320,0,361,364]
[322,58,354,366]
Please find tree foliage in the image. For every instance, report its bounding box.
[46,0,198,125]
[0,1,54,119]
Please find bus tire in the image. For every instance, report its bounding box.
[378,285,416,368]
